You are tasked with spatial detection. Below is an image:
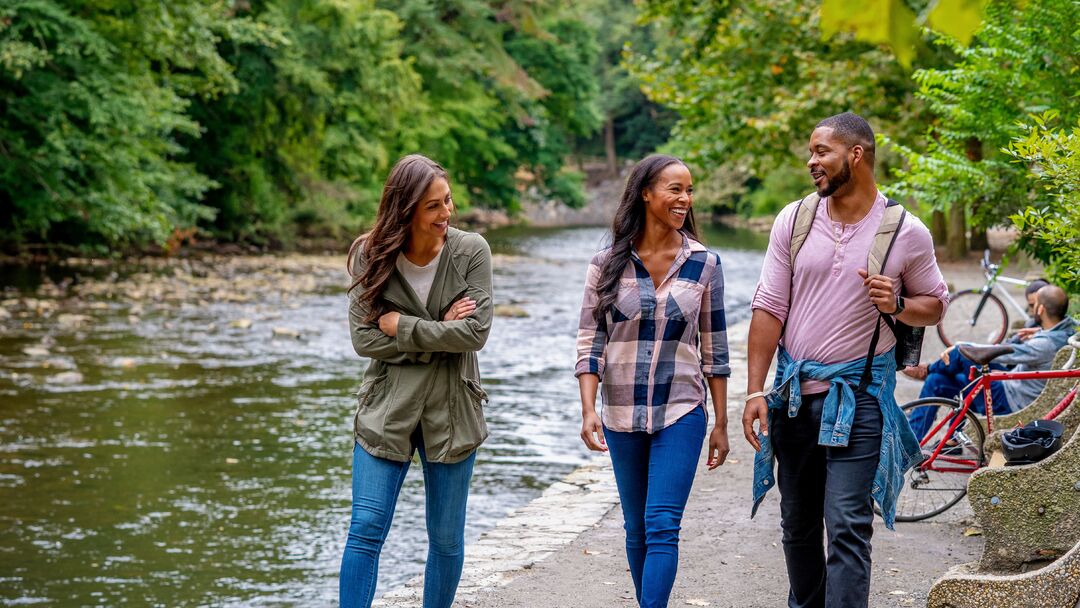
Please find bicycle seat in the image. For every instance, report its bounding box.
[957,342,1015,366]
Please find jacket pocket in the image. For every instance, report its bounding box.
[450,377,489,456]
[355,372,389,408]
[354,371,391,442]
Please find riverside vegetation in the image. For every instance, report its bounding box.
[1,0,1078,294]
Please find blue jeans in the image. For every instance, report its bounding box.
[339,429,476,608]
[604,406,706,608]
[772,391,882,608]
[908,347,1011,439]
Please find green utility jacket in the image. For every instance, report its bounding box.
[348,228,493,463]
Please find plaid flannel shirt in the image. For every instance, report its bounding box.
[575,234,729,433]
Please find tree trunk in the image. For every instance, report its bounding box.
[947,203,968,260]
[970,226,988,253]
[604,117,617,177]
[931,209,947,245]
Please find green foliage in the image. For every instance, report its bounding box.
[0,0,237,250]
[1008,113,1080,294]
[628,0,930,213]
[568,0,676,161]
[822,0,988,65]
[185,0,421,242]
[886,0,1080,228]
[0,0,610,251]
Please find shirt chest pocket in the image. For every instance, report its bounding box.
[610,278,643,323]
[663,280,706,323]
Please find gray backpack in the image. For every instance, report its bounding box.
[787,193,924,385]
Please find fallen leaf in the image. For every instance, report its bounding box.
[963,527,983,537]
[686,600,710,606]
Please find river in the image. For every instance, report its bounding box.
[0,225,766,606]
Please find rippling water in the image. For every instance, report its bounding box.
[0,225,765,606]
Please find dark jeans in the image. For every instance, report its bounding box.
[772,390,882,608]
[909,347,1011,439]
[339,428,475,608]
[604,405,706,608]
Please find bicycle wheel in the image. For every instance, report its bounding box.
[890,397,985,522]
[936,289,1008,347]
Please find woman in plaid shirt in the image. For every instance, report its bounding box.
[576,154,731,608]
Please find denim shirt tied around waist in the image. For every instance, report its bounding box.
[751,346,926,529]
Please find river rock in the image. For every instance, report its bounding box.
[494,304,529,318]
[272,327,301,339]
[49,371,84,385]
[22,346,50,358]
[230,319,253,330]
[57,314,91,329]
[111,357,137,369]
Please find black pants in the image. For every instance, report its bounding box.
[771,390,883,608]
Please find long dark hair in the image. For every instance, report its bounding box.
[593,154,698,324]
[347,154,449,322]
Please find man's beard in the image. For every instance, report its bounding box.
[817,159,852,197]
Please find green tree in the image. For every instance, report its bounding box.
[184,0,421,242]
[1009,113,1080,295]
[627,0,930,214]
[886,0,1080,258]
[381,0,602,210]
[0,0,246,251]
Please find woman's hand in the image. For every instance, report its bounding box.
[580,410,607,452]
[443,297,477,321]
[378,311,401,337]
[707,425,729,470]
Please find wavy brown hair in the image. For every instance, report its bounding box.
[594,154,698,324]
[347,154,449,322]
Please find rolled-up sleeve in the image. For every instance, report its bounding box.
[699,252,730,377]
[575,253,608,378]
[751,203,796,324]
[898,216,950,324]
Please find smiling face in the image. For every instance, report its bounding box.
[409,177,453,241]
[807,126,856,198]
[642,163,693,231]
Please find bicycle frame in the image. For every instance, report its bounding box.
[917,366,1080,473]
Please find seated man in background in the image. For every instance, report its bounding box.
[905,284,1075,438]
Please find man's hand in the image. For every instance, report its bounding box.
[857,269,897,314]
[741,396,768,452]
[378,311,401,337]
[939,347,952,366]
[1014,327,1039,341]
[900,364,928,380]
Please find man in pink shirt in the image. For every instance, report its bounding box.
[741,112,948,608]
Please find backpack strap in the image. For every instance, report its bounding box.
[858,198,908,390]
[782,193,821,339]
[788,192,821,270]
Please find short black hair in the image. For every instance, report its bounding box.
[816,112,876,166]
[1038,285,1069,321]
[1025,278,1049,297]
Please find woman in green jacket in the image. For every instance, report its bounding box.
[339,154,494,608]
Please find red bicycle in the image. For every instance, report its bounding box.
[891,334,1080,522]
